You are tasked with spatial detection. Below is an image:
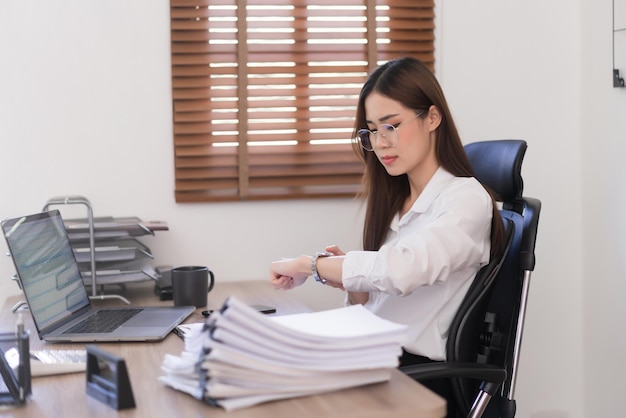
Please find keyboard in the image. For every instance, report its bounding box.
[63,308,142,334]
[30,349,87,377]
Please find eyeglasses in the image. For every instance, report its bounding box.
[355,113,423,152]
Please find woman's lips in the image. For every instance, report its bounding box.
[380,155,398,165]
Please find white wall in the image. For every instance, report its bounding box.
[1,1,623,416]
[581,0,626,416]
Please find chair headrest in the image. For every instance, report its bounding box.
[464,140,527,203]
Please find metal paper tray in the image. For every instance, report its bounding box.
[72,239,153,263]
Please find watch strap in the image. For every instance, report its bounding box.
[311,251,333,284]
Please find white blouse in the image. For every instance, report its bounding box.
[342,167,492,361]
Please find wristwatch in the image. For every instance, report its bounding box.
[311,251,333,284]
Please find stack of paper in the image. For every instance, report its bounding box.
[159,297,408,411]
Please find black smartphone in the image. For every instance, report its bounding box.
[201,305,276,317]
[250,305,276,314]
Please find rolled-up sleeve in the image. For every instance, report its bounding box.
[342,175,492,296]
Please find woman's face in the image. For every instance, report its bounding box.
[363,92,441,185]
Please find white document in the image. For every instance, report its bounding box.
[160,296,408,411]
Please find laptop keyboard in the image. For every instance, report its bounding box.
[63,309,143,334]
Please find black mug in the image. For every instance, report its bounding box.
[171,266,215,308]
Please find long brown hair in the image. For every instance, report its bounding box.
[351,57,504,259]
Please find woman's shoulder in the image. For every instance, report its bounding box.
[449,174,484,189]
[418,168,491,214]
[441,175,492,205]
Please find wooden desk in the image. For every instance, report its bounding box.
[0,280,446,418]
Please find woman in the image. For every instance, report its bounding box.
[269,57,504,366]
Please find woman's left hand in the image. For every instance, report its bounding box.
[269,256,310,290]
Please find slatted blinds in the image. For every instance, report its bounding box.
[170,0,435,202]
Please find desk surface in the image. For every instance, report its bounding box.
[0,280,445,418]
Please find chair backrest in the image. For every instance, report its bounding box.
[449,140,541,417]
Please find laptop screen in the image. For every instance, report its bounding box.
[2,210,90,331]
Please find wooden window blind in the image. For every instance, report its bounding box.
[170,0,435,202]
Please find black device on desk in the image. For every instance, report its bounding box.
[202,305,276,317]
[86,345,135,410]
[155,286,173,301]
[154,265,174,300]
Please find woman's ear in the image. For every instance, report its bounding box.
[427,105,442,132]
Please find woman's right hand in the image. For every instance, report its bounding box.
[325,244,345,256]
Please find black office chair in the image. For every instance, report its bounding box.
[401,139,541,418]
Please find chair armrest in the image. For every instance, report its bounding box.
[400,362,507,385]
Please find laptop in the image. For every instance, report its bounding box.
[1,210,195,343]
